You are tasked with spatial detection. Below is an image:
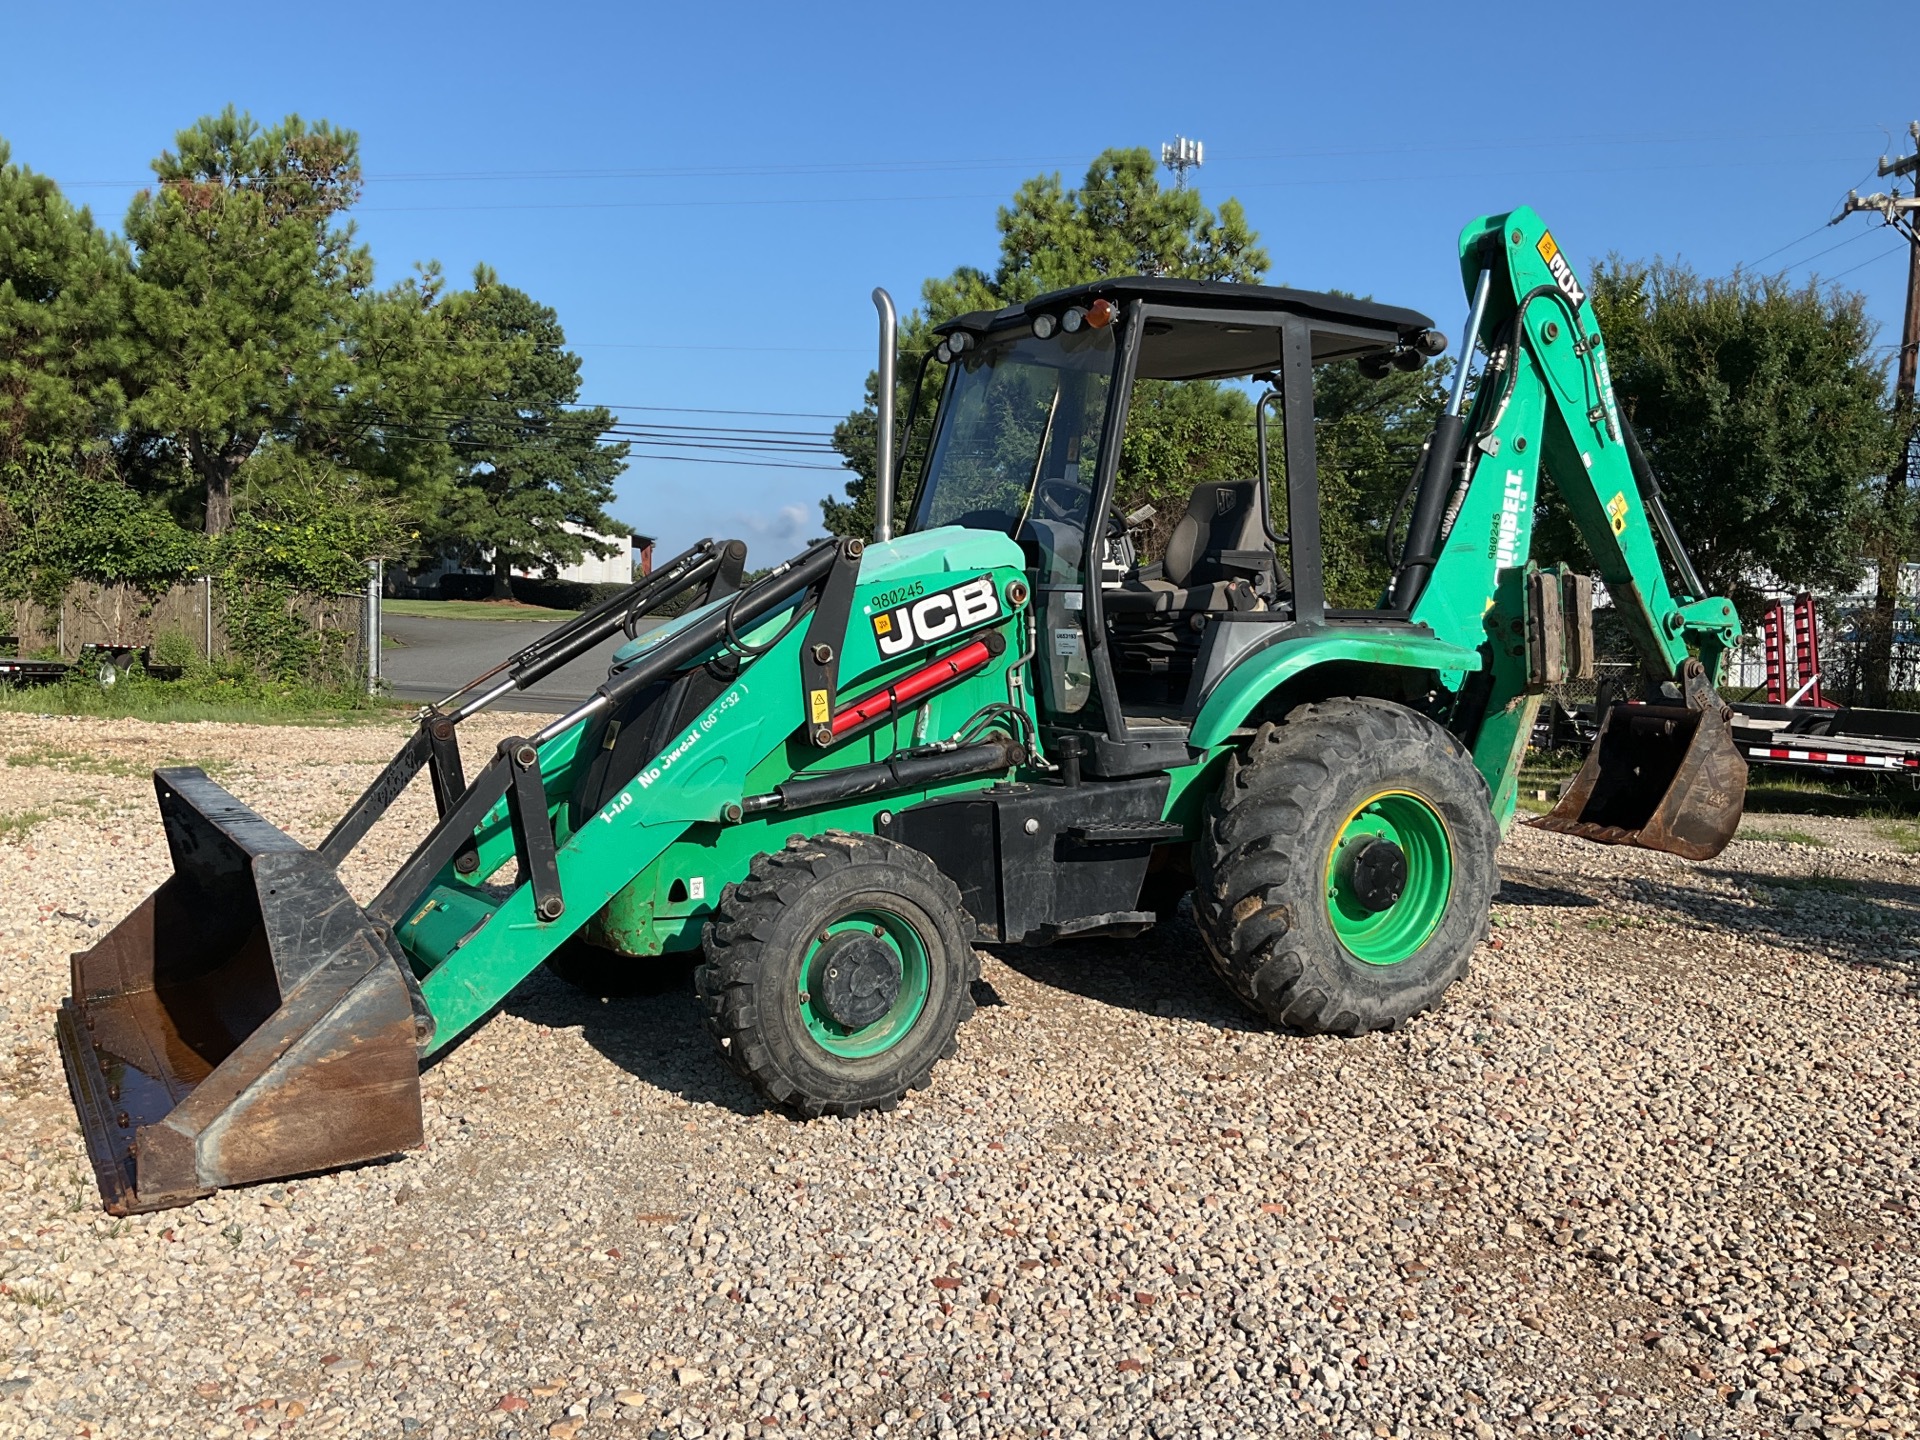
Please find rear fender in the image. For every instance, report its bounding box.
[1187,630,1483,751]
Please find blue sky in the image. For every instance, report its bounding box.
[4,1,1915,563]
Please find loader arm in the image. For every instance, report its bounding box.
[1407,206,1743,844]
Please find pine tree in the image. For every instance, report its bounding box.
[0,141,135,462]
[123,107,368,535]
[433,267,628,597]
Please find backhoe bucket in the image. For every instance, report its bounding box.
[56,769,427,1214]
[1529,698,1747,860]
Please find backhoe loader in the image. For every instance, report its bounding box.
[59,207,1747,1213]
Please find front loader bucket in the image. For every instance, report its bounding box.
[56,769,428,1214]
[1528,699,1747,861]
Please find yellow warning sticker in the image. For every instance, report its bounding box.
[1536,232,1560,266]
[809,688,831,725]
[873,613,891,634]
[1606,490,1629,536]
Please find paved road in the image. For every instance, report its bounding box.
[378,613,661,714]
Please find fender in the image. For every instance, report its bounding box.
[1187,629,1484,750]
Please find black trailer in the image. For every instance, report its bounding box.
[0,656,70,687]
[1728,702,1920,781]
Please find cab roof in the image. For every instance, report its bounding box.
[935,276,1438,379]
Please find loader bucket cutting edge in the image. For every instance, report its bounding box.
[1527,700,1747,861]
[57,768,427,1214]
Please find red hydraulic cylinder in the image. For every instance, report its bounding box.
[829,637,995,737]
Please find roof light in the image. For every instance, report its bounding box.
[1086,299,1117,329]
[1031,313,1057,340]
[949,331,971,354]
[935,341,953,363]
[1061,307,1086,333]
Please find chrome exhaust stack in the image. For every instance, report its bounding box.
[872,287,897,543]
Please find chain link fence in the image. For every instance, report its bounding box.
[5,578,374,689]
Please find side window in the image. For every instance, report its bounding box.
[1312,357,1448,608]
[1113,378,1262,573]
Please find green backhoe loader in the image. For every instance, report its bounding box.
[59,207,1747,1213]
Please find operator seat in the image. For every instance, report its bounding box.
[1105,481,1272,615]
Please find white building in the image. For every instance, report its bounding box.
[507,524,634,586]
[405,523,644,594]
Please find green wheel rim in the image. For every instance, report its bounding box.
[1324,790,1454,966]
[796,908,931,1058]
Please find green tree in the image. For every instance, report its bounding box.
[318,260,508,515]
[0,143,134,462]
[1114,379,1261,557]
[432,267,629,598]
[0,446,204,607]
[823,147,1266,538]
[1536,260,1894,624]
[123,107,369,535]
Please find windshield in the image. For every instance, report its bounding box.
[907,327,1115,543]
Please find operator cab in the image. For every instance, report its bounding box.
[904,277,1443,776]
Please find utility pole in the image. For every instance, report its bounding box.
[1160,136,1203,190]
[1835,122,1920,705]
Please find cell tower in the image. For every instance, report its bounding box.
[1160,135,1204,189]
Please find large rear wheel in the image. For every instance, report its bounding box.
[1194,698,1497,1035]
[697,832,978,1116]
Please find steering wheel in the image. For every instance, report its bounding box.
[1034,477,1090,524]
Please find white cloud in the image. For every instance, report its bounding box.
[729,503,815,555]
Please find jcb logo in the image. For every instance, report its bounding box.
[1536,231,1587,309]
[872,576,1000,657]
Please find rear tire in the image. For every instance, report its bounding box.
[1193,697,1497,1036]
[697,832,978,1117]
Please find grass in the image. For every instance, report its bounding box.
[0,666,411,726]
[1740,825,1830,847]
[0,809,49,845]
[381,598,578,622]
[1871,817,1920,852]
[1516,742,1920,834]
[1582,914,1652,931]
[1515,747,1583,815]
[7,743,152,778]
[1757,874,1861,898]
[1741,768,1920,820]
[4,743,234,781]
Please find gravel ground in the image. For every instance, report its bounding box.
[0,712,1916,1440]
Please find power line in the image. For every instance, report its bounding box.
[357,191,1004,215]
[336,406,844,466]
[1737,221,1834,270]
[626,452,844,472]
[1824,244,1911,284]
[570,341,865,355]
[1775,226,1883,272]
[363,407,839,448]
[47,124,1879,191]
[573,402,846,420]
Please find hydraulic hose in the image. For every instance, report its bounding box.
[1623,417,1708,602]
[1393,265,1493,609]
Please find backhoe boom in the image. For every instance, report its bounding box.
[1410,206,1744,847]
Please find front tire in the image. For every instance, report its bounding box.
[1194,698,1497,1036]
[697,832,978,1117]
